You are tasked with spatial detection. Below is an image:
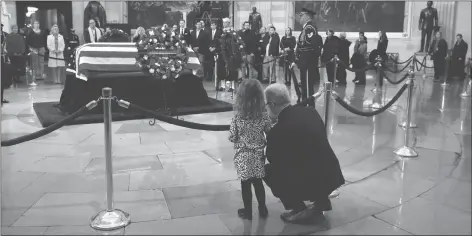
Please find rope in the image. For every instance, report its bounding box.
[384,59,412,74]
[333,83,408,117]
[388,55,413,65]
[125,102,230,131]
[1,104,93,147]
[383,72,410,85]
[415,56,434,69]
[337,60,373,73]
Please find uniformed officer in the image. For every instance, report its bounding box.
[294,7,323,101]
[66,29,80,70]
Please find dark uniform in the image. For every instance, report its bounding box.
[65,29,80,71]
[248,10,262,35]
[217,28,245,90]
[295,20,323,100]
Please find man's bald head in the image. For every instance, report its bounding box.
[265,84,291,108]
[340,32,346,39]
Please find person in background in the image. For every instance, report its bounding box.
[418,1,438,53]
[240,21,257,80]
[132,27,145,43]
[6,25,26,83]
[47,24,66,84]
[2,23,12,104]
[172,24,178,34]
[248,7,262,35]
[207,21,221,82]
[263,84,345,224]
[370,30,389,64]
[321,29,340,84]
[229,79,270,220]
[178,20,192,45]
[26,20,47,80]
[336,32,351,86]
[65,28,79,70]
[428,31,448,82]
[262,26,280,84]
[256,27,267,82]
[351,32,368,86]
[191,21,210,79]
[84,19,103,43]
[450,34,468,80]
[280,27,296,86]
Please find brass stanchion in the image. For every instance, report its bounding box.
[90,88,131,231]
[399,67,418,128]
[371,56,383,94]
[333,55,338,86]
[441,53,451,87]
[323,81,339,198]
[460,58,471,97]
[393,73,419,158]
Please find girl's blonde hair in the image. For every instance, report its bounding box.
[50,24,59,35]
[234,79,266,120]
[134,27,145,38]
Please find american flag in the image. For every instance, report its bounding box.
[66,43,202,81]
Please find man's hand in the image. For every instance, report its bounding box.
[284,48,290,52]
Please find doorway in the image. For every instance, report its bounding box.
[16,1,73,30]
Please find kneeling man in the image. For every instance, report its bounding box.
[263,84,345,223]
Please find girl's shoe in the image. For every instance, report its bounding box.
[259,205,268,218]
[237,208,252,220]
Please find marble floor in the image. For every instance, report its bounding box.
[1,68,471,235]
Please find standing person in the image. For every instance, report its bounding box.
[6,25,26,83]
[261,26,280,84]
[263,84,345,223]
[321,29,340,84]
[1,23,12,104]
[177,20,192,45]
[294,8,323,100]
[191,21,210,80]
[47,24,66,84]
[26,20,47,80]
[280,27,296,86]
[248,7,262,35]
[132,27,145,43]
[207,21,222,82]
[450,34,468,80]
[83,19,103,43]
[428,31,448,82]
[370,30,389,64]
[337,32,351,86]
[217,18,245,92]
[240,21,257,80]
[351,32,368,86]
[229,79,270,220]
[255,27,267,82]
[418,1,438,53]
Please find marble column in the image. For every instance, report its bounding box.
[434,1,456,45]
[254,2,272,29]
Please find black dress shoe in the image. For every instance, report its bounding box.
[354,81,365,86]
[336,82,347,87]
[259,205,268,218]
[352,78,359,83]
[1,99,9,104]
[237,208,252,220]
[307,201,332,212]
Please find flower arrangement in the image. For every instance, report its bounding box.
[135,27,188,80]
[98,28,130,42]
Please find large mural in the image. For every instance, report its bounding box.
[294,1,406,33]
[127,1,231,29]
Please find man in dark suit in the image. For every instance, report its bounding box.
[337,32,351,86]
[178,20,192,45]
[207,21,222,82]
[419,1,439,52]
[191,21,209,72]
[294,7,323,101]
[239,21,257,79]
[450,34,468,79]
[263,84,345,224]
[262,26,280,83]
[428,31,448,82]
[321,29,340,84]
[1,23,12,104]
[248,7,263,35]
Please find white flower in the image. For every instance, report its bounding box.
[162,75,168,79]
[175,74,179,78]
[182,40,186,44]
[153,38,157,43]
[149,68,155,73]
[149,31,155,36]
[155,63,160,66]
[170,67,175,72]
[139,40,143,44]
[162,33,166,38]
[175,42,179,46]
[143,55,148,60]
[240,45,243,48]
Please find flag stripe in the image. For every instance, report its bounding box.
[78,51,137,58]
[79,63,139,72]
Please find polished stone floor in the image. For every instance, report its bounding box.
[1,67,471,235]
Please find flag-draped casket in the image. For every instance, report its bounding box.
[66,43,203,80]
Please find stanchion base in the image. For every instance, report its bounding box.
[399,121,418,128]
[460,92,471,97]
[393,146,418,158]
[29,82,37,86]
[371,88,382,94]
[90,209,131,231]
[369,103,383,109]
[440,82,449,87]
[329,189,340,198]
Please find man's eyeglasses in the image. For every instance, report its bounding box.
[265,101,276,108]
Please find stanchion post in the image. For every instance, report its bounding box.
[333,55,338,86]
[399,66,418,128]
[460,58,471,97]
[372,56,383,93]
[90,88,131,231]
[393,73,419,158]
[323,81,332,134]
[441,52,451,87]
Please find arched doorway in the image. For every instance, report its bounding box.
[16,1,72,34]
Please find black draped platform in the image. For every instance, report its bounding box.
[33,72,233,127]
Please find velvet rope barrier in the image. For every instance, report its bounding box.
[388,55,414,65]
[333,83,408,117]
[414,56,434,69]
[337,60,373,73]
[1,101,98,147]
[384,59,413,74]
[383,72,410,85]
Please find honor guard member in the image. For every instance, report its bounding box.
[294,7,323,101]
[66,29,80,71]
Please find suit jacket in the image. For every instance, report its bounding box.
[239,29,257,55]
[337,38,351,65]
[209,29,222,56]
[419,7,438,31]
[429,38,448,59]
[452,40,468,60]
[191,29,210,55]
[177,28,192,45]
[296,21,323,66]
[265,105,345,200]
[83,27,103,43]
[262,33,280,57]
[321,35,340,63]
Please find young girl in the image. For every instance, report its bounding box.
[229,79,272,220]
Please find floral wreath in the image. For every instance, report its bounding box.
[98,28,130,42]
[135,27,188,80]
